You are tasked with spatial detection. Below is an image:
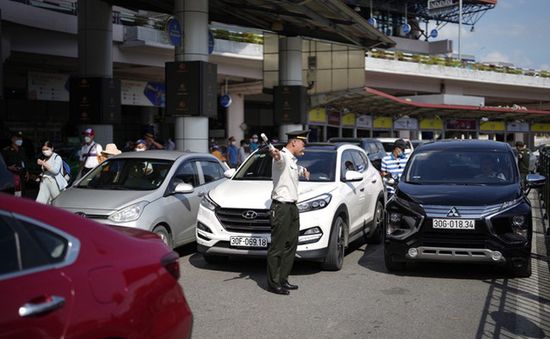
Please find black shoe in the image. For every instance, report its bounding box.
[267,285,290,295]
[282,280,298,290]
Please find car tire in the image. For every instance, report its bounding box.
[203,253,228,265]
[384,247,406,272]
[322,215,346,271]
[153,225,173,249]
[509,258,532,278]
[365,200,384,244]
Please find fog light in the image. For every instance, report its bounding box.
[390,212,402,223]
[491,251,502,261]
[512,216,525,227]
[408,248,418,258]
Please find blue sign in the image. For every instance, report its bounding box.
[430,29,438,38]
[402,23,411,34]
[367,17,377,26]
[208,30,215,55]
[167,18,182,46]
[143,82,166,107]
[219,94,232,108]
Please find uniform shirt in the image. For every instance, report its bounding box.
[271,147,303,203]
[2,145,27,172]
[79,142,103,169]
[381,152,409,194]
[517,148,530,175]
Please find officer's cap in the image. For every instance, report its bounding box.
[393,139,407,150]
[286,130,310,144]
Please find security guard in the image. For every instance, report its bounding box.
[516,141,530,183]
[2,131,29,196]
[267,130,310,295]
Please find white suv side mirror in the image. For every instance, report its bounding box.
[344,170,363,182]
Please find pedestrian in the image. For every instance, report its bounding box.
[249,134,259,152]
[1,131,29,196]
[238,139,249,166]
[134,139,147,152]
[165,137,176,151]
[516,141,530,183]
[98,143,121,163]
[381,139,410,196]
[144,132,164,150]
[267,130,310,295]
[36,141,68,204]
[210,143,226,163]
[226,136,239,168]
[78,128,102,178]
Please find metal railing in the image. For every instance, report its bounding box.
[537,147,550,234]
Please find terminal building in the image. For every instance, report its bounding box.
[1,0,549,150]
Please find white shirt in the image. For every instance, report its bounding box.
[79,142,103,169]
[271,147,303,203]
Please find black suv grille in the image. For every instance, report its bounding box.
[216,208,271,233]
[420,232,488,248]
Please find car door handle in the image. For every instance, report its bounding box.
[19,295,65,317]
[371,178,377,183]
[360,188,365,192]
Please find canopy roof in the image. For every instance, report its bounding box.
[106,0,395,49]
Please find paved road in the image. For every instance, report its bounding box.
[177,193,550,339]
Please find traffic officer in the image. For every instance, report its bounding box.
[267,130,310,295]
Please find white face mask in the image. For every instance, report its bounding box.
[42,150,53,157]
[135,147,146,152]
[15,139,23,146]
[84,136,92,143]
[251,138,258,143]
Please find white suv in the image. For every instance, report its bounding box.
[196,143,385,270]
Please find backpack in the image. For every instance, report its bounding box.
[61,160,71,182]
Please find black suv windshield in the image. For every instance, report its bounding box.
[233,148,337,182]
[404,149,517,185]
[77,158,173,190]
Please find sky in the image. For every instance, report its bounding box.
[435,0,550,70]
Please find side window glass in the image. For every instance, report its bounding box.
[0,217,19,275]
[173,161,199,189]
[18,219,68,264]
[351,151,368,172]
[341,151,355,179]
[200,161,224,184]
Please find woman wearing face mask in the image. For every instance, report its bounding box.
[134,139,147,152]
[36,141,68,204]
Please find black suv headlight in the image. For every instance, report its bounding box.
[488,201,531,242]
[386,197,424,239]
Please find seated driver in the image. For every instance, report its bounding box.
[477,158,506,180]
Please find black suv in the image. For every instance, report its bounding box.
[328,137,386,170]
[384,140,545,277]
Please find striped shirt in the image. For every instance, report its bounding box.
[381,153,409,194]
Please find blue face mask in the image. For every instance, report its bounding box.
[397,150,406,159]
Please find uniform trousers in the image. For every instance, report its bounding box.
[267,201,299,288]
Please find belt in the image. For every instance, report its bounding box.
[272,200,296,205]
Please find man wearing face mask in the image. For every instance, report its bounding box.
[225,136,239,168]
[2,131,29,196]
[249,134,259,152]
[78,128,103,178]
[134,139,147,152]
[381,139,409,195]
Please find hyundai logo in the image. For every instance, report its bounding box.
[447,207,460,218]
[242,210,258,220]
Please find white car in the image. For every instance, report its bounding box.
[376,137,414,155]
[196,143,386,270]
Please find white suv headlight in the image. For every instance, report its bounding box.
[201,194,218,211]
[297,193,332,213]
[109,201,149,223]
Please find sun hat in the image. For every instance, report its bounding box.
[101,143,122,156]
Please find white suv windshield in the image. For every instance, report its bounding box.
[233,148,337,182]
[404,149,517,185]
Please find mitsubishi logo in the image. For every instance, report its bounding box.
[242,210,258,220]
[447,207,460,218]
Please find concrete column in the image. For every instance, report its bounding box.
[173,0,209,152]
[227,92,244,142]
[278,36,304,140]
[77,0,112,77]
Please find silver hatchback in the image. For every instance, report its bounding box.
[53,150,227,248]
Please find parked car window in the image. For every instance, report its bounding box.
[172,161,200,187]
[234,149,337,182]
[199,160,225,184]
[341,151,356,179]
[351,151,368,173]
[78,159,173,190]
[0,215,68,276]
[405,149,516,185]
